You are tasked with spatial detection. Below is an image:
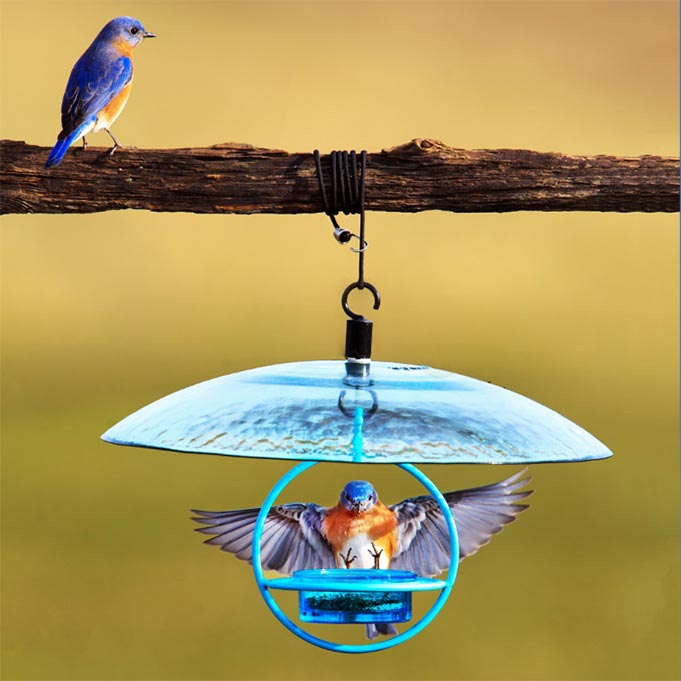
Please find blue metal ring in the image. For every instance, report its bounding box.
[251,461,459,653]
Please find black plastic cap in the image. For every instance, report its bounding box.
[345,318,373,360]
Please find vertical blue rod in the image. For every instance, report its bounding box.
[352,407,364,462]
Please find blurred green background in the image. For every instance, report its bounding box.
[1,1,679,679]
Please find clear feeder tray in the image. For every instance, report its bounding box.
[267,568,449,625]
[298,569,413,623]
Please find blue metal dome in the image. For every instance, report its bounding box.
[101,360,612,463]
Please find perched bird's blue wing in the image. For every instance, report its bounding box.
[192,503,335,574]
[59,51,132,138]
[390,469,532,577]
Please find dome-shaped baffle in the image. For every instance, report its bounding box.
[101,360,612,463]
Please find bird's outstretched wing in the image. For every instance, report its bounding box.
[389,469,532,577]
[191,503,335,575]
[60,51,132,137]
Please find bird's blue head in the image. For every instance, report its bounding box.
[97,16,156,50]
[340,480,378,513]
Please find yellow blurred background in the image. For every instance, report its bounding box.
[1,1,678,679]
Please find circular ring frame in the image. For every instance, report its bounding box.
[252,461,460,653]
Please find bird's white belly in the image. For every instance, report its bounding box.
[337,532,390,569]
[92,117,108,133]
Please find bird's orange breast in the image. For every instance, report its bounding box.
[324,502,398,561]
[97,82,133,129]
[112,37,135,57]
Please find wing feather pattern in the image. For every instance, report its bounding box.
[60,50,132,137]
[390,468,532,576]
[192,503,334,575]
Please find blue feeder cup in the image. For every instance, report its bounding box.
[296,569,415,624]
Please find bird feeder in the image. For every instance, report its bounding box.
[295,569,422,624]
[101,150,612,653]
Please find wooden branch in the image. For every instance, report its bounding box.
[1,138,678,215]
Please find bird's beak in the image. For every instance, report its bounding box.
[144,31,157,38]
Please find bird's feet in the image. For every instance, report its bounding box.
[368,542,383,569]
[82,137,88,151]
[339,548,357,569]
[105,129,136,156]
[108,143,138,156]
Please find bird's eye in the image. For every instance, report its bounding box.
[130,27,139,35]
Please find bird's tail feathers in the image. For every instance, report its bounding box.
[45,119,94,168]
[365,622,398,640]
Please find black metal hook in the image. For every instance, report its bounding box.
[341,281,381,320]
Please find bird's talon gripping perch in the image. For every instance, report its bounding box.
[369,542,383,569]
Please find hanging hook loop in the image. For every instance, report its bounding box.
[341,281,381,320]
[315,148,381,328]
[337,388,379,418]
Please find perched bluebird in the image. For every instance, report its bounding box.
[45,16,155,168]
[193,469,531,639]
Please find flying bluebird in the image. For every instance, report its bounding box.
[192,469,532,639]
[45,16,155,169]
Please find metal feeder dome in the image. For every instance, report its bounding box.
[102,360,611,465]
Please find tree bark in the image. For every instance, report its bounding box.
[1,138,678,215]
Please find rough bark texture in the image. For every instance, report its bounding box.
[1,138,678,215]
